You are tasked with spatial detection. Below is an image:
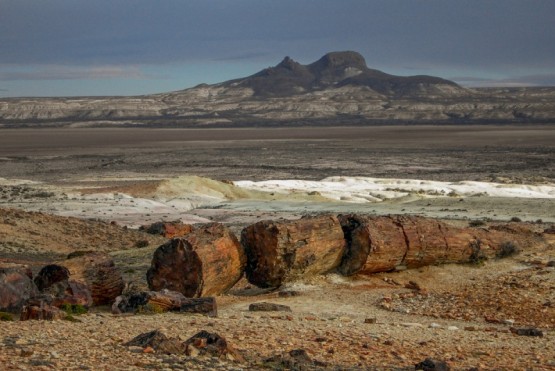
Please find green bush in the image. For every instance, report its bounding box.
[0,312,14,321]
[60,303,88,315]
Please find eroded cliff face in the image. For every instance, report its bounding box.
[2,51,555,126]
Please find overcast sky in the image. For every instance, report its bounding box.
[1,0,554,97]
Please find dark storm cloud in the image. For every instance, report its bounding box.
[1,0,554,70]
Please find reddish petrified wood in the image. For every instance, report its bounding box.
[34,264,93,307]
[147,223,246,297]
[338,214,543,275]
[241,215,346,288]
[0,263,38,313]
[61,252,125,306]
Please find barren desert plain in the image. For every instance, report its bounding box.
[1,124,554,370]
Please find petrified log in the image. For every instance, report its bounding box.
[338,214,540,275]
[60,252,124,305]
[147,223,245,297]
[112,289,217,316]
[34,264,93,307]
[140,221,194,238]
[20,297,66,321]
[0,263,38,313]
[241,215,345,288]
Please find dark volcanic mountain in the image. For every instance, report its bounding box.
[1,51,554,127]
[226,51,461,97]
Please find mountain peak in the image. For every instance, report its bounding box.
[311,51,368,71]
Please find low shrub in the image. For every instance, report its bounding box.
[469,220,485,227]
[0,312,14,321]
[497,241,519,259]
[510,216,522,222]
[60,303,88,315]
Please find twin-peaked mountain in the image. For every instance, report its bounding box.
[1,51,554,127]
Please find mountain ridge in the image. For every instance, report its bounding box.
[1,51,555,127]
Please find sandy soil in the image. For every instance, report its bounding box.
[1,125,554,370]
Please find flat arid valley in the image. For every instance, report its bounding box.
[1,123,554,370]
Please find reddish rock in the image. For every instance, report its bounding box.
[241,215,345,288]
[0,263,38,313]
[184,331,245,362]
[140,221,194,238]
[147,223,245,297]
[20,298,66,321]
[125,330,185,354]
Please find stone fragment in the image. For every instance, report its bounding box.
[184,331,245,362]
[510,327,544,337]
[20,298,66,321]
[415,358,451,370]
[147,223,245,297]
[125,330,185,355]
[0,263,38,313]
[249,302,292,312]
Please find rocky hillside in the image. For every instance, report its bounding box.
[1,51,555,127]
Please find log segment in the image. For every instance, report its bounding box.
[60,252,124,305]
[338,214,541,275]
[147,223,245,297]
[241,215,345,288]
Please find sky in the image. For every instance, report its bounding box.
[1,0,554,97]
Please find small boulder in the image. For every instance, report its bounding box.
[415,358,451,370]
[510,327,544,337]
[20,298,66,321]
[249,302,292,312]
[124,330,185,355]
[0,263,38,313]
[184,331,244,362]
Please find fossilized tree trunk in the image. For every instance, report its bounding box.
[241,215,346,288]
[147,223,245,297]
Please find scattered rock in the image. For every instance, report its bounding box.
[249,302,292,312]
[278,290,300,297]
[264,348,324,370]
[365,318,377,324]
[124,330,185,355]
[510,327,544,337]
[20,298,66,321]
[415,358,451,370]
[0,263,38,313]
[184,331,245,362]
